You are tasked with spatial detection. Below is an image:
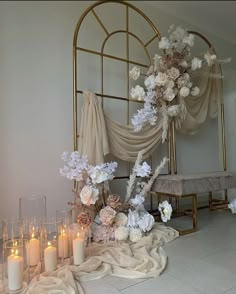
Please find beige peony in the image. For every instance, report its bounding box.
[99,206,117,226]
[106,194,121,209]
[77,212,92,228]
[80,185,99,206]
[114,213,128,227]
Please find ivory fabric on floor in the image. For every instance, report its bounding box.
[23,223,178,294]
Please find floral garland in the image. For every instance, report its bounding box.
[129,25,218,142]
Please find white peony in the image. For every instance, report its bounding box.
[90,168,108,184]
[129,228,142,242]
[163,88,175,101]
[137,212,155,232]
[127,209,140,228]
[114,213,128,227]
[204,52,217,66]
[191,57,202,71]
[167,67,180,81]
[183,33,195,47]
[115,226,129,241]
[158,200,172,222]
[158,37,170,49]
[144,75,156,90]
[191,86,200,96]
[130,85,145,101]
[179,86,190,97]
[80,185,99,206]
[155,72,168,86]
[228,199,236,214]
[129,66,141,80]
[129,194,145,208]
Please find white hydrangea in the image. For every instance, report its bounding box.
[115,226,129,241]
[158,37,170,49]
[191,86,200,96]
[191,57,202,71]
[183,33,195,47]
[114,213,128,227]
[144,75,157,90]
[130,85,145,101]
[129,66,141,80]
[133,161,151,177]
[179,86,190,97]
[129,228,142,242]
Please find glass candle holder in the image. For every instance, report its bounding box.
[70,225,86,266]
[2,239,28,293]
[25,222,41,268]
[19,195,47,222]
[40,218,62,272]
[2,218,24,243]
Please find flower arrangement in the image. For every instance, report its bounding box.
[129,25,218,142]
[92,150,172,243]
[60,151,118,220]
[228,199,236,214]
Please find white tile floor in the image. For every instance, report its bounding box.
[81,209,236,294]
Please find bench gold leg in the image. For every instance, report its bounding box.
[179,194,197,235]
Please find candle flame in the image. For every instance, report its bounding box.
[77,232,80,238]
[47,241,51,246]
[14,241,17,247]
[32,232,35,238]
[11,249,14,255]
[15,249,18,256]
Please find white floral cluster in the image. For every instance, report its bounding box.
[60,151,117,206]
[129,25,217,142]
[228,198,236,214]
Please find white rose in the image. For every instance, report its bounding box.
[155,72,168,86]
[129,66,141,80]
[166,80,175,89]
[130,85,145,101]
[163,88,175,101]
[80,185,99,206]
[179,86,190,97]
[90,169,108,184]
[191,86,200,96]
[158,201,172,222]
[191,57,202,71]
[158,37,170,49]
[144,75,156,90]
[167,67,180,80]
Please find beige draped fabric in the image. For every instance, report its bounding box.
[78,63,223,164]
[21,223,178,294]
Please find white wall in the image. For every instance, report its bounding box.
[0,1,235,218]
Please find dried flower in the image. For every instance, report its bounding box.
[129,228,142,242]
[115,226,129,241]
[77,212,92,228]
[80,185,99,206]
[106,194,121,209]
[99,206,117,226]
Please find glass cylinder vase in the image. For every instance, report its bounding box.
[70,225,86,266]
[40,218,63,272]
[19,195,47,222]
[2,218,24,243]
[2,239,28,293]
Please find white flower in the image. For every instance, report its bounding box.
[144,75,157,90]
[114,213,128,227]
[80,185,99,206]
[129,228,142,242]
[163,88,175,101]
[129,194,145,208]
[127,209,140,228]
[158,37,170,49]
[170,26,186,42]
[191,57,202,71]
[167,67,180,81]
[191,86,200,96]
[129,66,141,80]
[137,212,155,232]
[166,80,175,89]
[130,85,145,101]
[179,60,188,68]
[167,105,180,117]
[155,72,168,86]
[115,226,129,241]
[158,201,172,222]
[183,33,195,47]
[90,168,108,184]
[179,86,190,97]
[134,161,151,177]
[228,199,236,214]
[99,206,117,226]
[204,52,217,66]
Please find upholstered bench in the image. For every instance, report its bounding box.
[151,171,236,235]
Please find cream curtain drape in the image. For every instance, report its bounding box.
[78,63,223,164]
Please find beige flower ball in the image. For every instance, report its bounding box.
[114,213,128,227]
[129,228,142,243]
[115,226,129,241]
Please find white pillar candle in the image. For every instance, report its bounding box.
[26,234,40,266]
[44,242,57,272]
[7,250,24,291]
[73,233,85,265]
[58,230,69,258]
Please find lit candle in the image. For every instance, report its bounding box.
[44,242,57,272]
[26,232,40,266]
[58,229,69,258]
[73,232,85,265]
[7,249,24,291]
